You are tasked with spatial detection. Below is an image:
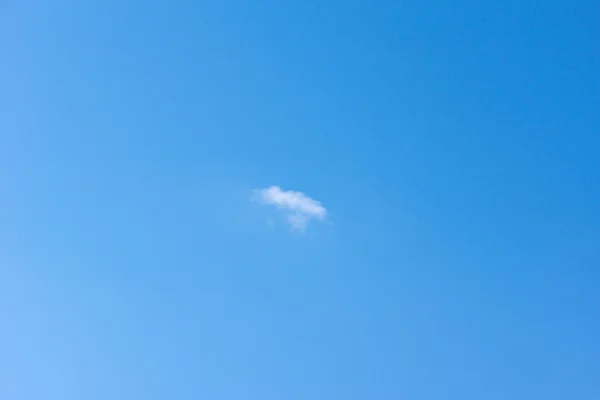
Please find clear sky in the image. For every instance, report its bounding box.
[2,1,599,399]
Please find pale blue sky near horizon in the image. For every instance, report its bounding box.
[2,1,599,399]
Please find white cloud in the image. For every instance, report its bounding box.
[253,186,327,232]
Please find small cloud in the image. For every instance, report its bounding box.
[253,186,327,232]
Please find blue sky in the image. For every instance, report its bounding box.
[1,1,599,398]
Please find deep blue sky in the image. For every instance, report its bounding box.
[2,1,599,398]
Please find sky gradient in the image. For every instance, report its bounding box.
[2,1,599,399]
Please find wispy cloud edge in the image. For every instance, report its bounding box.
[253,186,327,232]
